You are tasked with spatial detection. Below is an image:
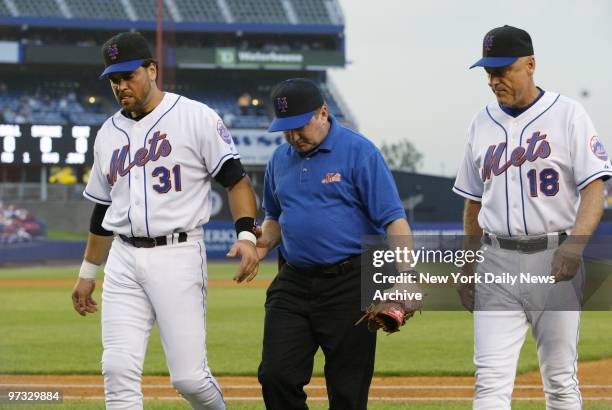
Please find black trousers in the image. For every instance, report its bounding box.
[258,261,376,410]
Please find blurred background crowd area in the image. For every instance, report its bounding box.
[0,201,45,244]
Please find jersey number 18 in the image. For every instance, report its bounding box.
[527,168,559,197]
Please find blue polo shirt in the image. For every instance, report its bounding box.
[263,115,406,267]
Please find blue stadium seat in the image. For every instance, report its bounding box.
[226,0,289,24]
[0,0,12,17]
[173,0,224,22]
[69,112,109,125]
[31,112,66,125]
[130,0,172,22]
[1,0,341,25]
[13,0,64,17]
[290,0,332,24]
[65,0,129,20]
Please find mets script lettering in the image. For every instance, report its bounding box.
[481,131,551,182]
[106,131,172,185]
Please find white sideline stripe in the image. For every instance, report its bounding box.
[60,396,612,402]
[3,383,612,390]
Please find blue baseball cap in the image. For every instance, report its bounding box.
[268,78,324,132]
[470,25,534,69]
[99,32,152,79]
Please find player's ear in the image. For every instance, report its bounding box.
[147,64,158,83]
[319,104,329,120]
[526,56,536,75]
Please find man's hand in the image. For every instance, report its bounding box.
[254,226,272,261]
[71,278,97,316]
[552,243,582,282]
[457,282,475,313]
[456,263,477,312]
[227,240,260,283]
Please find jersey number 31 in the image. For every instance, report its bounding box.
[152,165,182,193]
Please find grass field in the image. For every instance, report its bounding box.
[0,262,611,409]
[46,230,89,241]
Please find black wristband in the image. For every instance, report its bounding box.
[235,217,256,236]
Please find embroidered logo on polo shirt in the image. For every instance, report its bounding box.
[322,172,341,184]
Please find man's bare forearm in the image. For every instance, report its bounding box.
[227,176,257,221]
[463,199,483,237]
[385,218,414,272]
[566,179,605,253]
[260,219,281,250]
[84,233,114,265]
[461,199,482,280]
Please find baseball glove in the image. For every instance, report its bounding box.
[355,302,416,334]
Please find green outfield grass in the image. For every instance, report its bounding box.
[0,263,611,377]
[46,230,89,241]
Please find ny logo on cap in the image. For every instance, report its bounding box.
[483,35,494,52]
[276,97,288,113]
[108,43,119,61]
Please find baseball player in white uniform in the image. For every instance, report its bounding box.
[454,26,611,409]
[70,32,259,410]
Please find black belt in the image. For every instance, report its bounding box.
[287,254,362,277]
[483,232,567,253]
[119,232,187,248]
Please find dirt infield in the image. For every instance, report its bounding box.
[1,359,611,402]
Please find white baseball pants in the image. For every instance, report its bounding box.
[473,244,583,410]
[101,237,225,410]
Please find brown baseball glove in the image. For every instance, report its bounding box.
[355,302,417,334]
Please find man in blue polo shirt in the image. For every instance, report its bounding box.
[255,78,416,409]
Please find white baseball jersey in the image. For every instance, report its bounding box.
[454,90,612,236]
[84,92,239,237]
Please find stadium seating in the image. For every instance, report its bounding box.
[0,0,341,24]
[65,0,130,20]
[12,0,64,17]
[130,0,171,22]
[225,0,289,24]
[291,0,332,25]
[0,1,10,16]
[0,84,347,128]
[173,0,224,22]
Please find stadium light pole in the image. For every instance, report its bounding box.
[156,0,164,89]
